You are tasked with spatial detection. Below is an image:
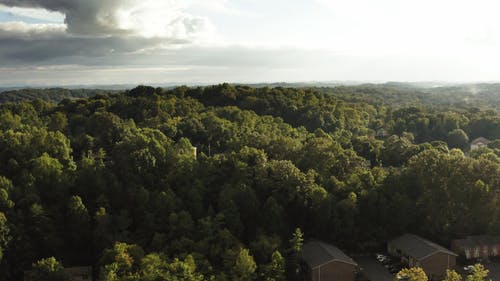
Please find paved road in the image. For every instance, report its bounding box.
[483,260,500,281]
[356,256,394,281]
[457,259,500,280]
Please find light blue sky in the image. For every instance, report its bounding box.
[0,0,500,85]
[0,12,48,23]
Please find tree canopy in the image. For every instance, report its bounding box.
[0,84,498,280]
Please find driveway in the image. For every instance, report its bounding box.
[483,260,500,281]
[356,256,394,281]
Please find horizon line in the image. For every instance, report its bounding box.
[3,80,500,90]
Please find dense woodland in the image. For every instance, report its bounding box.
[0,84,499,280]
[0,88,118,104]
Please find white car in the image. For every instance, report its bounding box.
[376,254,389,262]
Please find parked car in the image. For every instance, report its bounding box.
[376,253,389,263]
[388,265,399,274]
[464,265,474,274]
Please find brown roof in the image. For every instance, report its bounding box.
[389,234,457,260]
[302,240,357,269]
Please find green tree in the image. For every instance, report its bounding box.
[0,212,10,262]
[0,176,14,211]
[30,257,69,281]
[287,228,304,281]
[466,264,489,281]
[68,195,90,225]
[231,248,257,281]
[48,112,68,132]
[289,228,304,255]
[262,251,285,281]
[447,129,469,150]
[66,195,91,263]
[99,242,145,280]
[139,253,166,281]
[443,269,462,281]
[395,267,428,281]
[381,135,418,166]
[165,255,205,281]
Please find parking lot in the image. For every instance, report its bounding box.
[457,259,500,281]
[356,256,394,281]
[478,259,500,281]
[356,253,500,281]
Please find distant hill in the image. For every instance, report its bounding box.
[2,82,500,109]
[0,88,120,103]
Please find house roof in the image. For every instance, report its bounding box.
[471,137,491,145]
[302,240,357,269]
[389,234,457,260]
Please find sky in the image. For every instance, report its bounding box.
[1,0,500,86]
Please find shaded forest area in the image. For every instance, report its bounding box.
[0,84,499,280]
[0,88,119,104]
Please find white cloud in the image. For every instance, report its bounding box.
[313,0,500,56]
[0,0,215,39]
[114,1,215,39]
[0,21,65,38]
[0,4,64,22]
[0,0,216,66]
[187,0,248,16]
[2,0,500,84]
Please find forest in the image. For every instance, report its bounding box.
[0,84,499,280]
[0,88,119,104]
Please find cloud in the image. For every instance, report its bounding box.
[0,0,216,65]
[0,21,65,38]
[0,0,213,39]
[0,4,64,23]
[0,0,214,38]
[2,43,500,86]
[0,45,318,86]
[0,22,189,63]
[188,0,249,16]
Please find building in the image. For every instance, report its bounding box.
[25,266,92,281]
[470,137,491,150]
[451,235,500,260]
[302,240,358,281]
[388,234,457,279]
[376,128,388,138]
[191,146,197,160]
